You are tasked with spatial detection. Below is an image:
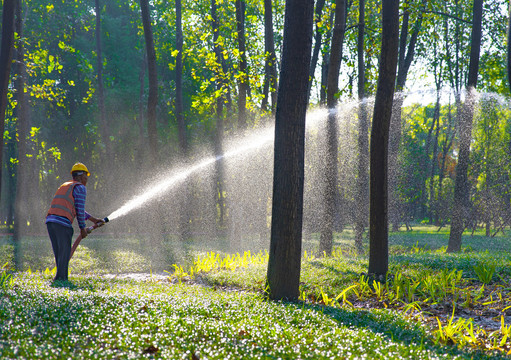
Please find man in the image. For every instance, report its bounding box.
[46,162,103,282]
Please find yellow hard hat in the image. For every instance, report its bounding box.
[70,162,90,176]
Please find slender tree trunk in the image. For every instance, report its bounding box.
[175,0,191,240]
[13,0,28,271]
[262,0,277,114]
[436,101,454,225]
[420,107,438,219]
[0,0,16,204]
[319,0,347,256]
[355,0,368,253]
[448,0,483,253]
[176,0,186,154]
[140,0,158,163]
[212,0,226,230]
[508,0,511,93]
[320,52,328,105]
[429,100,440,223]
[307,0,326,104]
[236,0,248,130]
[368,0,400,277]
[388,0,424,229]
[95,0,109,156]
[266,0,314,301]
[137,52,147,167]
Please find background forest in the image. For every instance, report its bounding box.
[1,0,511,268]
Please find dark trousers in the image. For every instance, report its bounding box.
[47,222,74,281]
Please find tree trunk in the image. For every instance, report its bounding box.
[307,0,326,104]
[266,0,314,301]
[176,0,186,154]
[236,0,248,130]
[448,0,483,253]
[355,0,368,253]
[175,0,191,240]
[95,0,109,157]
[368,0,400,277]
[211,0,226,230]
[13,0,28,271]
[140,0,158,163]
[388,0,424,230]
[319,0,346,256]
[508,0,511,93]
[262,0,277,114]
[137,52,147,167]
[0,0,16,204]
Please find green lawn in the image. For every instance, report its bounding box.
[0,226,510,359]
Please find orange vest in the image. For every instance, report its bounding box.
[47,181,80,223]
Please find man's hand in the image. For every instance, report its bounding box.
[89,217,105,225]
[80,228,88,239]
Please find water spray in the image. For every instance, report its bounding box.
[69,217,109,260]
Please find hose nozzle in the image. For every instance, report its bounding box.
[86,217,110,234]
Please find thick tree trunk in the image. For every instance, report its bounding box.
[262,0,277,114]
[448,0,483,253]
[266,0,314,301]
[140,0,158,163]
[319,0,346,256]
[0,0,16,203]
[355,0,368,253]
[236,0,248,130]
[368,0,400,277]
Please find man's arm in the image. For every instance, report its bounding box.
[73,184,87,229]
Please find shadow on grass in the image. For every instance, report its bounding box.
[287,301,508,360]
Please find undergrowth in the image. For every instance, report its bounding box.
[1,228,511,358]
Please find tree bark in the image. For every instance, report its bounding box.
[448,0,483,253]
[266,0,314,301]
[508,0,511,93]
[319,0,347,256]
[355,0,368,253]
[236,0,248,130]
[261,0,277,114]
[388,0,424,229]
[368,0,400,277]
[137,52,147,167]
[95,0,109,156]
[140,0,158,163]
[0,0,16,204]
[211,0,226,229]
[13,0,27,271]
[175,0,186,154]
[307,0,326,104]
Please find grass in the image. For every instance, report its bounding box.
[0,225,511,358]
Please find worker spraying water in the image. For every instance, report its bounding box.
[45,163,106,284]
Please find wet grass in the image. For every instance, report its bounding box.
[0,225,510,358]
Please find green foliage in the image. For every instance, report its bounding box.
[472,262,495,284]
[0,271,492,359]
[0,263,13,290]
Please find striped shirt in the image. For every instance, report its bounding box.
[46,183,91,229]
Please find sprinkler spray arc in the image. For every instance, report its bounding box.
[69,217,109,260]
[67,108,331,261]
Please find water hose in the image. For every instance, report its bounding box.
[69,217,109,260]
